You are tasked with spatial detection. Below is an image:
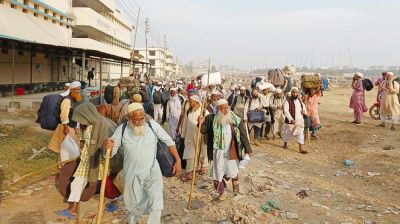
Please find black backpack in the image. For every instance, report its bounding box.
[362,79,374,91]
[153,89,163,104]
[36,94,65,130]
[104,85,114,104]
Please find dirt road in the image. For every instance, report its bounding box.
[1,88,399,224]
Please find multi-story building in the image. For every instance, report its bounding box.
[135,47,178,79]
[0,0,140,98]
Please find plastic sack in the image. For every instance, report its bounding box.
[201,72,221,86]
[60,134,80,161]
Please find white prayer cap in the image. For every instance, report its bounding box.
[291,87,299,92]
[387,72,394,76]
[355,72,364,78]
[140,82,146,86]
[230,84,238,90]
[127,103,144,113]
[275,88,283,94]
[216,99,228,107]
[211,89,221,95]
[169,87,177,92]
[69,81,81,89]
[190,95,201,103]
[157,81,162,85]
[239,86,246,91]
[65,83,70,87]
[238,84,242,87]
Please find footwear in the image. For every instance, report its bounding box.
[254,140,261,146]
[264,135,270,140]
[272,135,276,140]
[212,195,225,204]
[299,150,309,154]
[199,167,206,175]
[390,126,395,131]
[354,122,362,125]
[283,143,288,149]
[378,123,385,127]
[351,120,357,123]
[55,209,77,219]
[232,182,240,196]
[106,203,118,213]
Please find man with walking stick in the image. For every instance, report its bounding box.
[103,103,182,224]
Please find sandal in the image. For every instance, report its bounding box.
[232,183,240,196]
[55,209,77,219]
[182,175,192,182]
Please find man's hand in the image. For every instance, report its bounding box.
[198,115,205,124]
[103,138,115,150]
[63,125,69,135]
[172,160,182,177]
[289,119,295,124]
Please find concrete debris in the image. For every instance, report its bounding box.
[366,172,380,177]
[285,211,298,219]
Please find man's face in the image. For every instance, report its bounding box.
[170,91,177,97]
[262,89,269,95]
[240,90,246,96]
[291,90,299,98]
[70,87,82,101]
[252,90,258,98]
[129,110,145,127]
[276,93,283,98]
[211,94,219,103]
[218,104,229,115]
[189,98,198,108]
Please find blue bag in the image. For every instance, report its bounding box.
[36,94,65,130]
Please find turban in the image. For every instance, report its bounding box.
[157,81,162,85]
[355,72,364,78]
[239,86,246,91]
[127,103,144,113]
[190,95,201,103]
[65,83,70,87]
[211,90,221,95]
[140,82,146,87]
[275,88,283,94]
[291,87,299,92]
[230,84,238,90]
[169,87,177,92]
[132,94,142,102]
[69,81,81,89]
[387,72,394,77]
[216,99,228,107]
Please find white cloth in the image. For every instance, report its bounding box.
[166,96,182,119]
[212,124,239,181]
[154,104,163,122]
[270,96,285,135]
[67,177,88,202]
[283,124,305,144]
[60,89,70,97]
[69,81,81,89]
[283,98,306,144]
[182,108,201,159]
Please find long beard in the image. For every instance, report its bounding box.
[132,124,145,136]
[216,112,233,125]
[70,92,82,102]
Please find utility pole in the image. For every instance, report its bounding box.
[129,7,140,76]
[163,34,167,79]
[145,18,149,75]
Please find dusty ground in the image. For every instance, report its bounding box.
[0,88,399,224]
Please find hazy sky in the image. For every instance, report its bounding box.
[124,0,400,69]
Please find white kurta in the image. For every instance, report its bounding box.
[110,120,175,219]
[182,108,201,159]
[283,98,306,144]
[166,96,182,140]
[212,124,239,181]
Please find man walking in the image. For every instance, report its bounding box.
[103,103,182,224]
[269,88,285,139]
[166,88,182,139]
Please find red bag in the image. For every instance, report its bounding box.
[105,173,121,199]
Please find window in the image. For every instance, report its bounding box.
[0,0,4,4]
[11,4,16,9]
[149,60,155,66]
[34,4,39,17]
[149,51,155,56]
[23,0,28,13]
[52,12,57,23]
[44,9,48,20]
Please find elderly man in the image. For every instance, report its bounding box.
[283,87,308,154]
[244,89,264,146]
[199,99,252,202]
[119,94,143,124]
[259,83,275,140]
[206,89,221,115]
[269,88,285,139]
[166,88,182,139]
[230,86,248,119]
[378,72,400,130]
[103,103,182,224]
[349,72,368,124]
[181,95,208,179]
[48,81,83,153]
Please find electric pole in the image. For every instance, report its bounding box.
[129,7,140,76]
[145,18,149,75]
[163,34,167,79]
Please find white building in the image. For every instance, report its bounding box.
[135,47,178,78]
[0,0,141,94]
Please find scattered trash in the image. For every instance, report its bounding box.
[285,211,298,219]
[18,189,33,197]
[335,171,346,176]
[365,205,378,212]
[312,202,321,207]
[364,220,376,224]
[274,160,285,164]
[260,200,280,213]
[0,133,9,137]
[296,190,308,199]
[383,145,394,151]
[366,172,380,177]
[344,159,355,166]
[357,204,366,209]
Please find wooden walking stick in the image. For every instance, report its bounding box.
[187,59,211,210]
[96,148,112,224]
